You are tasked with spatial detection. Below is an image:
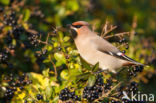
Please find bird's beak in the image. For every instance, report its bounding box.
[66,24,78,39]
[66,24,77,31]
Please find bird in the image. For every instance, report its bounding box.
[68,21,143,73]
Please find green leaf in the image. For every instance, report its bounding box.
[92,62,99,72]
[66,0,79,11]
[46,45,53,51]
[87,75,96,87]
[23,9,31,21]
[63,36,70,42]
[60,69,69,80]
[0,0,9,5]
[80,57,92,70]
[76,72,90,80]
[45,86,52,98]
[42,68,49,77]
[54,53,66,67]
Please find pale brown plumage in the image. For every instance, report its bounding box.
[69,21,143,73]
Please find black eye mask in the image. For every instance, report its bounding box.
[72,25,82,28]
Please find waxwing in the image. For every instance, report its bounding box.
[68,21,143,73]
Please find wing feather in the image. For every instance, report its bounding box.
[91,36,142,65]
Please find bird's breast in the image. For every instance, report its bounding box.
[75,37,104,65]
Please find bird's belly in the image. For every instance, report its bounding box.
[79,49,122,71]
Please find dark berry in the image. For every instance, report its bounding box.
[122,50,126,54]
[36,94,43,100]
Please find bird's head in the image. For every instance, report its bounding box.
[67,21,91,39]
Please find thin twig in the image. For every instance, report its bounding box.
[117,43,128,49]
[101,26,117,38]
[101,21,108,37]
[26,29,38,34]
[130,16,137,40]
[105,82,122,97]
[50,55,58,78]
[38,40,47,44]
[104,32,130,39]
[46,33,50,43]
[109,97,122,102]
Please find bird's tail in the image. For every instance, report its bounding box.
[121,54,144,66]
[132,61,144,66]
[123,61,144,66]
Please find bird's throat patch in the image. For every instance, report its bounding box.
[70,29,78,39]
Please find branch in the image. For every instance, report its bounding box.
[50,55,58,78]
[101,25,117,38]
[117,43,128,49]
[104,32,130,39]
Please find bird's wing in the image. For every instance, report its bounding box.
[91,36,142,65]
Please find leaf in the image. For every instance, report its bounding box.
[42,68,49,77]
[63,36,70,42]
[80,57,92,70]
[92,62,99,72]
[54,53,66,67]
[66,0,79,11]
[46,45,53,51]
[60,69,69,80]
[0,0,9,5]
[42,77,50,89]
[23,9,31,22]
[75,72,90,84]
[87,75,96,87]
[45,86,52,98]
[76,73,90,80]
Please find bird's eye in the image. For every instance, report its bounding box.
[72,25,82,28]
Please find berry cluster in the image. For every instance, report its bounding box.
[35,50,47,65]
[118,37,129,50]
[103,79,112,93]
[83,86,102,102]
[3,11,17,26]
[126,81,138,94]
[12,27,24,40]
[0,49,9,64]
[110,81,139,103]
[27,33,40,47]
[83,75,104,102]
[4,26,25,50]
[59,88,81,101]
[122,82,139,103]
[4,73,32,97]
[119,38,127,43]
[128,66,144,77]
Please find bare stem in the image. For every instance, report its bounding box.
[130,16,137,40]
[101,26,117,38]
[46,33,50,43]
[50,55,58,78]
[104,32,130,39]
[117,43,128,49]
